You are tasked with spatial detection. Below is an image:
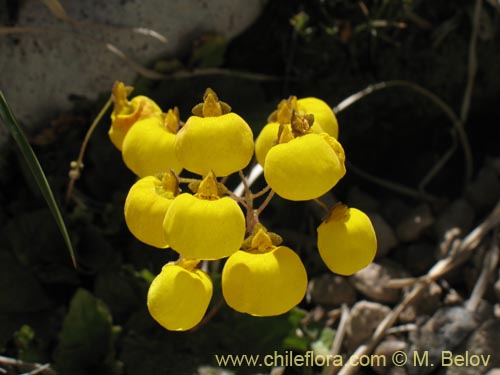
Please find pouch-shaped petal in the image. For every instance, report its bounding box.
[222,246,307,316]
[124,176,175,248]
[297,97,338,138]
[174,113,254,176]
[163,193,245,260]
[109,93,163,151]
[122,117,182,177]
[317,205,377,275]
[264,133,346,201]
[147,261,213,331]
[255,122,280,166]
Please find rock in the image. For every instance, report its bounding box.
[350,260,410,304]
[346,186,381,212]
[466,165,500,212]
[406,306,479,375]
[396,204,434,242]
[373,338,408,375]
[307,274,356,307]
[0,0,264,141]
[392,242,436,276]
[485,369,500,375]
[345,301,391,352]
[368,213,399,258]
[434,199,475,240]
[399,282,442,323]
[443,319,500,375]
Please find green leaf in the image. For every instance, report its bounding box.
[0,91,76,267]
[310,327,335,357]
[54,289,121,375]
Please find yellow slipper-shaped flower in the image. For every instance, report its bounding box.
[222,228,307,316]
[317,204,377,276]
[255,97,328,166]
[147,259,213,331]
[163,172,245,260]
[124,172,178,248]
[122,108,183,177]
[174,88,254,177]
[109,81,163,151]
[264,127,346,201]
[297,97,339,139]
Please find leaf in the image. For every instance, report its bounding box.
[310,327,335,357]
[54,289,121,375]
[0,92,76,267]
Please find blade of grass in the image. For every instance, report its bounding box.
[0,91,77,267]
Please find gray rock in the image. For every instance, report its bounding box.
[443,319,500,375]
[494,275,500,302]
[399,282,442,323]
[406,306,479,375]
[434,199,475,240]
[395,242,436,276]
[307,273,356,307]
[350,260,410,304]
[466,165,500,212]
[345,300,391,352]
[0,0,265,140]
[346,186,381,212]
[396,204,434,242]
[368,212,399,258]
[485,369,500,375]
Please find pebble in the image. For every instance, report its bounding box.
[307,274,357,307]
[465,164,500,212]
[399,282,442,323]
[350,260,410,304]
[368,213,399,258]
[392,242,436,276]
[443,319,500,374]
[434,198,475,240]
[406,306,478,375]
[345,301,391,352]
[396,204,434,242]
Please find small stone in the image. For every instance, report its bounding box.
[346,186,380,212]
[399,282,442,323]
[466,165,500,212]
[485,370,500,375]
[396,204,434,242]
[350,260,410,304]
[406,306,478,375]
[495,304,500,319]
[443,319,500,375]
[392,242,436,276]
[307,274,356,307]
[345,301,391,352]
[367,213,399,259]
[434,198,475,240]
[373,338,408,375]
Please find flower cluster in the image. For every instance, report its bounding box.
[109,83,377,331]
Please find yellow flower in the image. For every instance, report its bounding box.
[317,204,377,276]
[109,81,163,151]
[222,228,307,316]
[147,259,213,331]
[122,108,183,177]
[264,128,346,201]
[163,172,245,260]
[297,97,339,139]
[124,172,178,248]
[174,88,254,176]
[254,96,336,166]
